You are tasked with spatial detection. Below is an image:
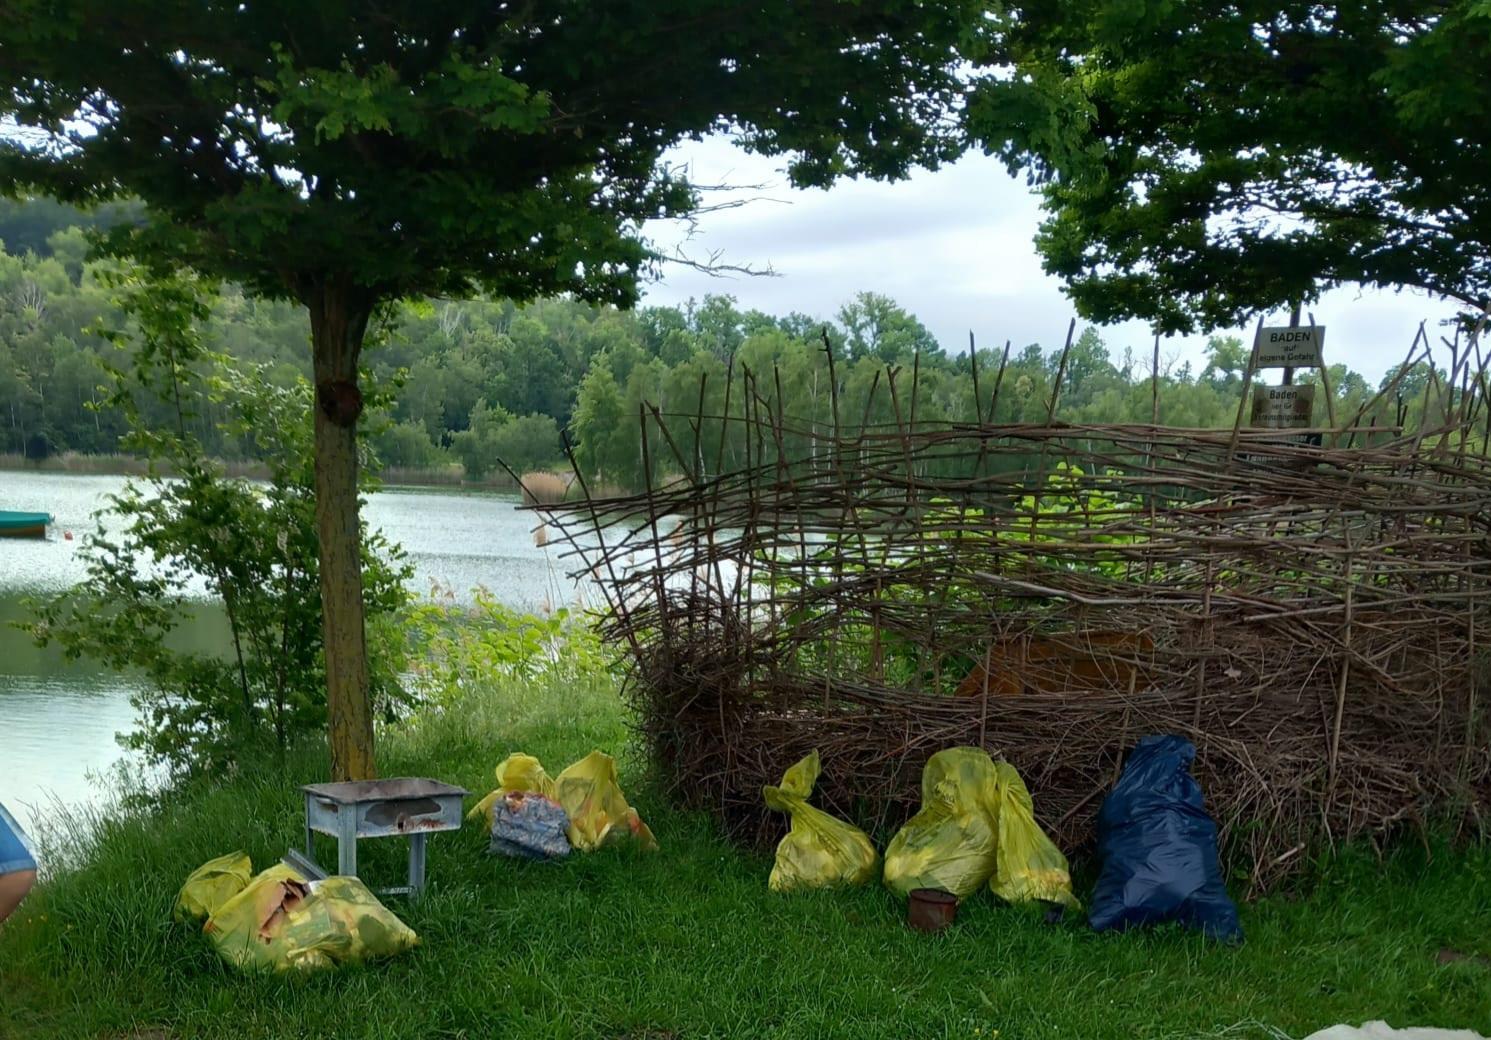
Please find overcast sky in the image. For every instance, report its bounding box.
[641,135,1459,385]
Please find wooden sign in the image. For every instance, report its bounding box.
[1255,325,1325,368]
[1250,384,1316,429]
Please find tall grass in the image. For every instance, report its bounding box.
[376,462,469,487]
[518,469,571,506]
[0,451,271,479]
[2,452,619,499]
[2,661,1489,1039]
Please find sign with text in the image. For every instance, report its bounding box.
[1250,384,1316,429]
[1255,325,1325,368]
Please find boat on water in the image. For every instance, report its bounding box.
[0,511,53,538]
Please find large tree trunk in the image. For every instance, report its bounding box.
[307,279,376,781]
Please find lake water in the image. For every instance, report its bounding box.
[0,470,597,839]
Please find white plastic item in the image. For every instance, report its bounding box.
[1304,1022,1487,1040]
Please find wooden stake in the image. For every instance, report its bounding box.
[1227,315,1267,464]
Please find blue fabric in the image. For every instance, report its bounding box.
[1088,735,1242,943]
[0,800,37,875]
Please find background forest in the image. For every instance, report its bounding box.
[0,199,1420,493]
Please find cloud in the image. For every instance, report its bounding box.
[642,136,1461,383]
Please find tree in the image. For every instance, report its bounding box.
[372,418,449,471]
[449,403,560,479]
[490,413,561,475]
[487,317,570,420]
[0,226,1420,473]
[836,291,941,363]
[1058,327,1115,397]
[971,3,1491,332]
[571,365,632,489]
[1200,337,1250,390]
[30,272,410,778]
[448,400,510,480]
[687,295,748,361]
[1,1,981,779]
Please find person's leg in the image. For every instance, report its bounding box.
[0,868,35,923]
[0,801,38,923]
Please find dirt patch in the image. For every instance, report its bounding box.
[1436,947,1491,968]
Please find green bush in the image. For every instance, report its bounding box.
[403,589,614,705]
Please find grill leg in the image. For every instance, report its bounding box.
[303,794,314,860]
[407,832,427,896]
[337,809,358,877]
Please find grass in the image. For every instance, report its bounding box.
[1,670,1489,1040]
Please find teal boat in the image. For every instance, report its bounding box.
[0,511,53,538]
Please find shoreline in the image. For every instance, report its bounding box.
[0,452,527,493]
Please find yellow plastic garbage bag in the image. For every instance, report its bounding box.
[203,863,317,970]
[555,751,658,852]
[468,752,557,828]
[989,761,1079,910]
[763,750,878,892]
[883,747,1001,900]
[174,850,253,923]
[203,865,417,972]
[281,876,419,969]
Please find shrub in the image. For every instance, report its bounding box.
[402,589,614,704]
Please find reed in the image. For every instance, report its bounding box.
[518,469,571,506]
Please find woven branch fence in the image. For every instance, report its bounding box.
[535,336,1491,891]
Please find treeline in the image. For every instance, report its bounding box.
[0,200,1436,491]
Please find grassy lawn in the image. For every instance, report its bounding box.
[2,670,1488,1040]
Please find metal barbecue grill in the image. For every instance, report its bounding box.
[296,777,467,896]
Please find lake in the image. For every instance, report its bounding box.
[0,470,596,838]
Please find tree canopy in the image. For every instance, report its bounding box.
[0,0,985,779]
[5,223,1426,498]
[1,2,979,304]
[970,2,1491,332]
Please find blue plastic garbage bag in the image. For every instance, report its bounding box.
[490,791,572,861]
[1088,735,1242,943]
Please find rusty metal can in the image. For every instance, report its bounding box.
[906,888,958,932]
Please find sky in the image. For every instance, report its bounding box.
[641,135,1460,385]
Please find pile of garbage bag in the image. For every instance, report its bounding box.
[174,850,252,923]
[763,751,878,892]
[174,854,418,972]
[165,731,1236,978]
[991,760,1081,911]
[761,736,1240,942]
[491,790,573,861]
[760,745,1078,910]
[881,747,1079,908]
[471,749,657,855]
[882,747,1005,900]
[1088,735,1242,943]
